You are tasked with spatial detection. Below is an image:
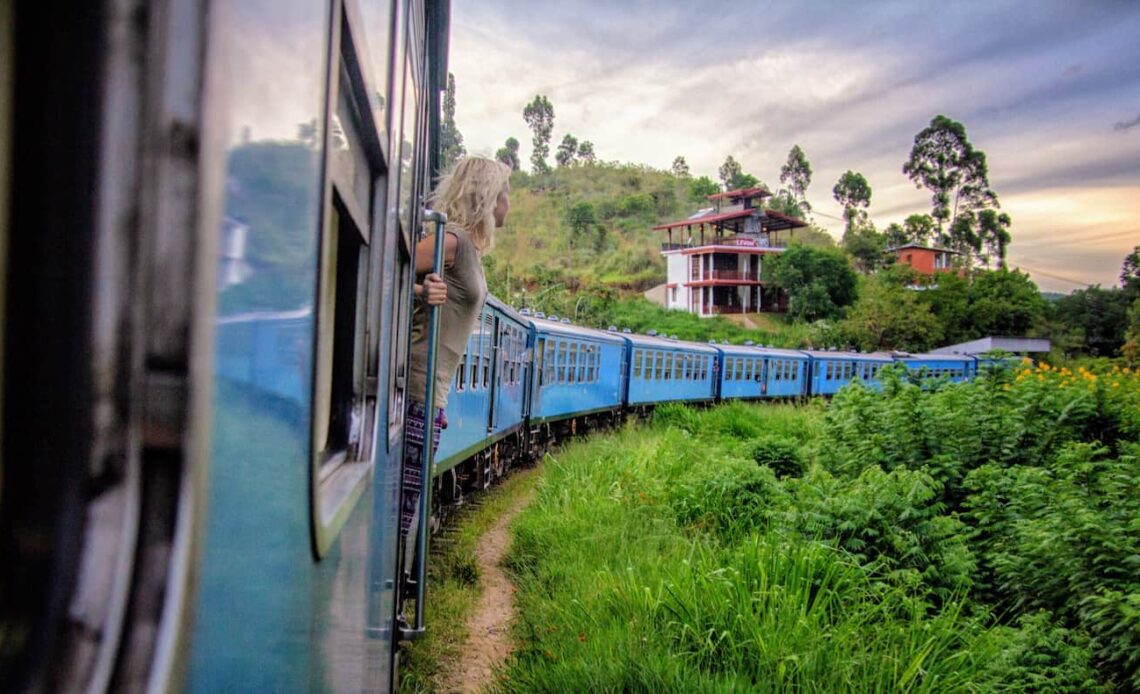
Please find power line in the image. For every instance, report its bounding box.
[1010,263,1092,287]
[1026,228,1139,249]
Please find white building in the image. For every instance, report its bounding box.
[655,187,807,317]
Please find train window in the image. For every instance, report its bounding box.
[557,341,567,383]
[568,343,578,383]
[591,346,599,382]
[725,357,734,381]
[482,315,493,388]
[535,337,546,386]
[544,342,555,386]
[663,353,672,380]
[735,358,743,381]
[633,349,643,379]
[673,353,682,380]
[578,344,587,383]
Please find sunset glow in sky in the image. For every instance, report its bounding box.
[449,0,1140,292]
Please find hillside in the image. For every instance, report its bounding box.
[481,162,835,346]
[487,163,833,293]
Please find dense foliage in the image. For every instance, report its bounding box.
[502,363,1140,691]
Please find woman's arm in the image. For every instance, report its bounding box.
[414,231,459,274]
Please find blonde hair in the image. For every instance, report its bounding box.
[429,156,511,252]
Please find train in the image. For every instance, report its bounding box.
[216,302,999,519]
[0,1,1009,691]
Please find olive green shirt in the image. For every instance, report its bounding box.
[407,223,487,409]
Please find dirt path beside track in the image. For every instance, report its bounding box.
[436,489,533,692]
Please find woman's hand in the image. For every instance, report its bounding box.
[419,273,447,305]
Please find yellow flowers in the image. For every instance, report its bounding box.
[1007,360,1140,396]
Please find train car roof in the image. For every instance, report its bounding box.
[799,349,895,362]
[525,313,628,344]
[893,351,975,363]
[484,295,529,325]
[745,345,810,359]
[622,332,720,354]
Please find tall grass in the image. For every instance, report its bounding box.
[500,401,1107,691]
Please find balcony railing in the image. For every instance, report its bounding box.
[706,270,760,281]
[660,236,787,253]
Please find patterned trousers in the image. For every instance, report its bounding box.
[400,400,446,535]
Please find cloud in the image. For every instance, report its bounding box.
[1114,114,1140,132]
[451,0,1140,288]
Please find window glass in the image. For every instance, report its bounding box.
[544,341,555,386]
[634,349,643,378]
[568,343,578,383]
[557,341,567,383]
[577,344,587,382]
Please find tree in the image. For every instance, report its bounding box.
[842,222,886,275]
[768,190,806,219]
[556,133,579,167]
[717,155,762,191]
[495,136,520,171]
[689,175,719,201]
[838,275,942,351]
[522,95,554,174]
[769,245,858,321]
[671,156,691,178]
[976,208,1012,267]
[885,213,936,247]
[577,141,596,165]
[902,115,1002,249]
[718,155,742,191]
[440,73,466,169]
[915,270,972,344]
[779,144,813,214]
[1121,298,1140,366]
[1052,286,1129,356]
[1121,245,1140,299]
[968,268,1045,337]
[832,170,871,234]
[565,200,596,240]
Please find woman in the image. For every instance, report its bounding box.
[401,156,511,535]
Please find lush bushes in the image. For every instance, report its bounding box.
[503,368,1139,689]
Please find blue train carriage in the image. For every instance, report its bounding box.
[214,307,312,409]
[893,352,977,384]
[753,345,812,399]
[1,0,452,691]
[803,349,895,396]
[625,332,719,412]
[526,313,629,449]
[717,342,768,400]
[435,297,529,495]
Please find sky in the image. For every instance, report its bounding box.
[449,0,1140,293]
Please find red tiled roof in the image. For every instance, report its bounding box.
[652,207,809,232]
[706,186,772,201]
[653,209,753,231]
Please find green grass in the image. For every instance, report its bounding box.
[498,402,1108,692]
[399,467,540,693]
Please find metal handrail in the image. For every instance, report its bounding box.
[401,208,447,641]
